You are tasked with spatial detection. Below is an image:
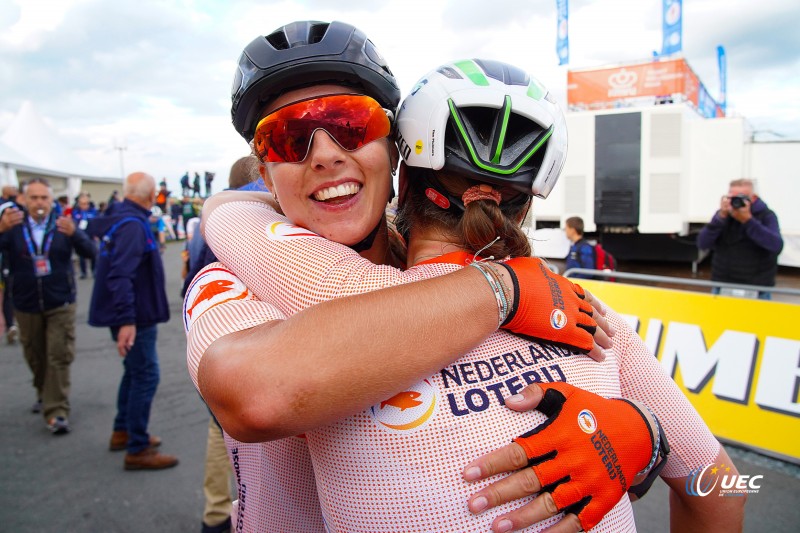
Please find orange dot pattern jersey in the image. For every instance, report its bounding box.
[184,265,325,533]
[188,200,721,532]
[305,309,715,532]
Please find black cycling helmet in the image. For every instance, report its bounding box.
[231,20,401,142]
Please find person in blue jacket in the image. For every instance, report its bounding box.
[564,216,595,279]
[88,171,178,470]
[71,193,99,278]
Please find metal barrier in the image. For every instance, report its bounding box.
[562,268,800,298]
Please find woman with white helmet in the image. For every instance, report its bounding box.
[194,52,742,531]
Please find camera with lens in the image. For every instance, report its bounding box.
[730,194,749,209]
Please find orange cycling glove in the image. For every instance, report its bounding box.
[498,258,597,353]
[513,383,665,532]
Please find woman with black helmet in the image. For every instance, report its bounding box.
[187,19,692,528]
[189,19,617,532]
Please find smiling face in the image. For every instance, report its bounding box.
[259,84,396,246]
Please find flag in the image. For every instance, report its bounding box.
[717,45,727,114]
[556,0,569,65]
[661,0,682,56]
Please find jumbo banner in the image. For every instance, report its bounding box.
[567,58,725,117]
[576,280,800,463]
[568,59,686,107]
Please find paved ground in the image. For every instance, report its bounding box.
[0,240,798,532]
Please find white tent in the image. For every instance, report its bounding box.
[0,139,44,173]
[0,101,120,197]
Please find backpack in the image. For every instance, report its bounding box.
[592,242,617,281]
[99,216,158,257]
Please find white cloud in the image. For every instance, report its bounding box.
[0,0,798,193]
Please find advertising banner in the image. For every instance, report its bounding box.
[567,58,726,117]
[568,58,687,107]
[556,0,569,66]
[576,280,800,463]
[718,45,727,113]
[662,0,683,56]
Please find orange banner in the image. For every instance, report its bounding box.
[568,58,690,107]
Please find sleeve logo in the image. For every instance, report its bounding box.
[183,266,252,331]
[264,221,319,240]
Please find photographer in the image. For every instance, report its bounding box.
[697,178,783,299]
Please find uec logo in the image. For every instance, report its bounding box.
[686,464,763,496]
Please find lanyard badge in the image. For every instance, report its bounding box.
[33,254,52,277]
[23,214,55,277]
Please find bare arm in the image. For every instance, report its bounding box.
[192,196,608,440]
[201,197,606,349]
[199,189,277,238]
[197,265,498,442]
[191,260,607,443]
[610,311,744,530]
[664,446,745,532]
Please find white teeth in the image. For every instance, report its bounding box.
[313,183,361,201]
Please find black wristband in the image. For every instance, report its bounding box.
[496,262,520,327]
[628,413,670,499]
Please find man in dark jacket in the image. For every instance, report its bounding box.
[88,172,178,470]
[0,178,95,434]
[697,178,783,299]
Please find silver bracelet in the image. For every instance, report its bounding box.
[470,261,508,327]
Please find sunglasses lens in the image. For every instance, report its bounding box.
[254,95,391,163]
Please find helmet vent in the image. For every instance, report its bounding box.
[308,22,329,44]
[448,106,548,167]
[265,30,290,50]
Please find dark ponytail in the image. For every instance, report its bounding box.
[396,168,532,259]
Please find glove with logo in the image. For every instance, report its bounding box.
[497,258,597,353]
[513,382,657,532]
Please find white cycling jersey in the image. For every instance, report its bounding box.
[185,200,720,532]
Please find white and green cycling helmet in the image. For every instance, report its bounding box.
[396,59,567,199]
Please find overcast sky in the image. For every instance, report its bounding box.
[1,0,798,192]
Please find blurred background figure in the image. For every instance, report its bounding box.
[193,172,202,198]
[156,180,171,213]
[1,185,20,343]
[564,216,595,279]
[71,193,99,279]
[204,171,215,198]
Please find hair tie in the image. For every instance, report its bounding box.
[462,184,501,207]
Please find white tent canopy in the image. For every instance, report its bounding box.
[1,101,117,181]
[0,138,44,173]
